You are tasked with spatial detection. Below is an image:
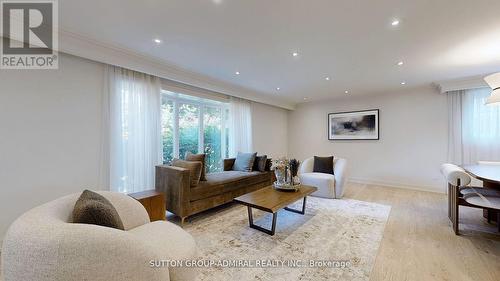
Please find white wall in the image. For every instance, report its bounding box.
[0,53,105,241]
[251,102,289,159]
[288,86,448,193]
[0,53,291,243]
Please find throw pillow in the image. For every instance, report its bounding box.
[313,156,334,175]
[73,190,125,230]
[265,158,272,171]
[252,155,268,172]
[233,152,257,172]
[186,152,207,181]
[172,158,203,187]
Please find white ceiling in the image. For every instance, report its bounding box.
[59,0,500,105]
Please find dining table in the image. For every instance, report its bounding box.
[462,163,500,222]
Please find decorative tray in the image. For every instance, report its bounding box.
[273,181,301,192]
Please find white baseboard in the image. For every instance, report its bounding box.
[348,177,446,194]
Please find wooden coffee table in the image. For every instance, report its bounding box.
[234,185,317,235]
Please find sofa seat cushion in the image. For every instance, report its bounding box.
[300,172,336,199]
[190,171,270,201]
[129,221,197,281]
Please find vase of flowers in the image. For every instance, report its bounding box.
[272,158,289,184]
[289,158,300,185]
[272,157,301,190]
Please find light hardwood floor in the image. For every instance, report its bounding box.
[344,182,500,281]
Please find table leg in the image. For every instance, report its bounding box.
[483,181,499,223]
[284,196,307,215]
[247,206,277,236]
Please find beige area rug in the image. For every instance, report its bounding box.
[185,197,391,281]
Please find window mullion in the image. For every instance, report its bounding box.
[221,107,227,160]
[198,106,204,154]
[173,100,180,158]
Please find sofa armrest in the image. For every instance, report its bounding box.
[155,165,191,218]
[299,157,314,175]
[224,158,236,171]
[334,158,348,194]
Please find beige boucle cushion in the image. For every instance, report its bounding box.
[72,190,125,230]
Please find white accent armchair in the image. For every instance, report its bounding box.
[1,191,197,281]
[299,157,348,199]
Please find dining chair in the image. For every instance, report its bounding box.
[441,164,471,222]
[441,163,500,234]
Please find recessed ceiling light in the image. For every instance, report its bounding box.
[153,38,162,44]
[235,71,240,75]
[276,87,280,91]
[292,52,299,57]
[325,77,330,81]
[401,81,406,85]
[397,61,404,66]
[345,90,349,94]
[391,19,400,26]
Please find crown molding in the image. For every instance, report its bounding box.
[58,29,295,110]
[435,75,489,93]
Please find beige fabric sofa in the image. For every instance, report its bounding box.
[1,191,197,281]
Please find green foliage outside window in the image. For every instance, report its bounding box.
[161,94,226,173]
[161,99,174,164]
[204,107,222,172]
[179,103,199,159]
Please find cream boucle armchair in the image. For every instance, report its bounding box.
[298,157,348,199]
[1,191,197,281]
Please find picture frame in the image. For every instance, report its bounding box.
[328,109,379,140]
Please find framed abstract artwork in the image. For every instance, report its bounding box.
[328,109,379,140]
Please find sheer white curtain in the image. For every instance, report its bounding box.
[447,87,500,165]
[102,65,162,193]
[228,97,253,157]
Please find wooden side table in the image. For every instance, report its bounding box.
[128,190,166,221]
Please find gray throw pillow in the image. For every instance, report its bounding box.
[252,155,268,172]
[73,190,124,230]
[172,158,203,186]
[233,152,257,172]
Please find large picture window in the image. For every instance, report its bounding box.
[161,91,229,173]
[179,103,200,158]
[447,87,500,164]
[161,99,175,164]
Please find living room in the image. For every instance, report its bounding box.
[1,1,500,281]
